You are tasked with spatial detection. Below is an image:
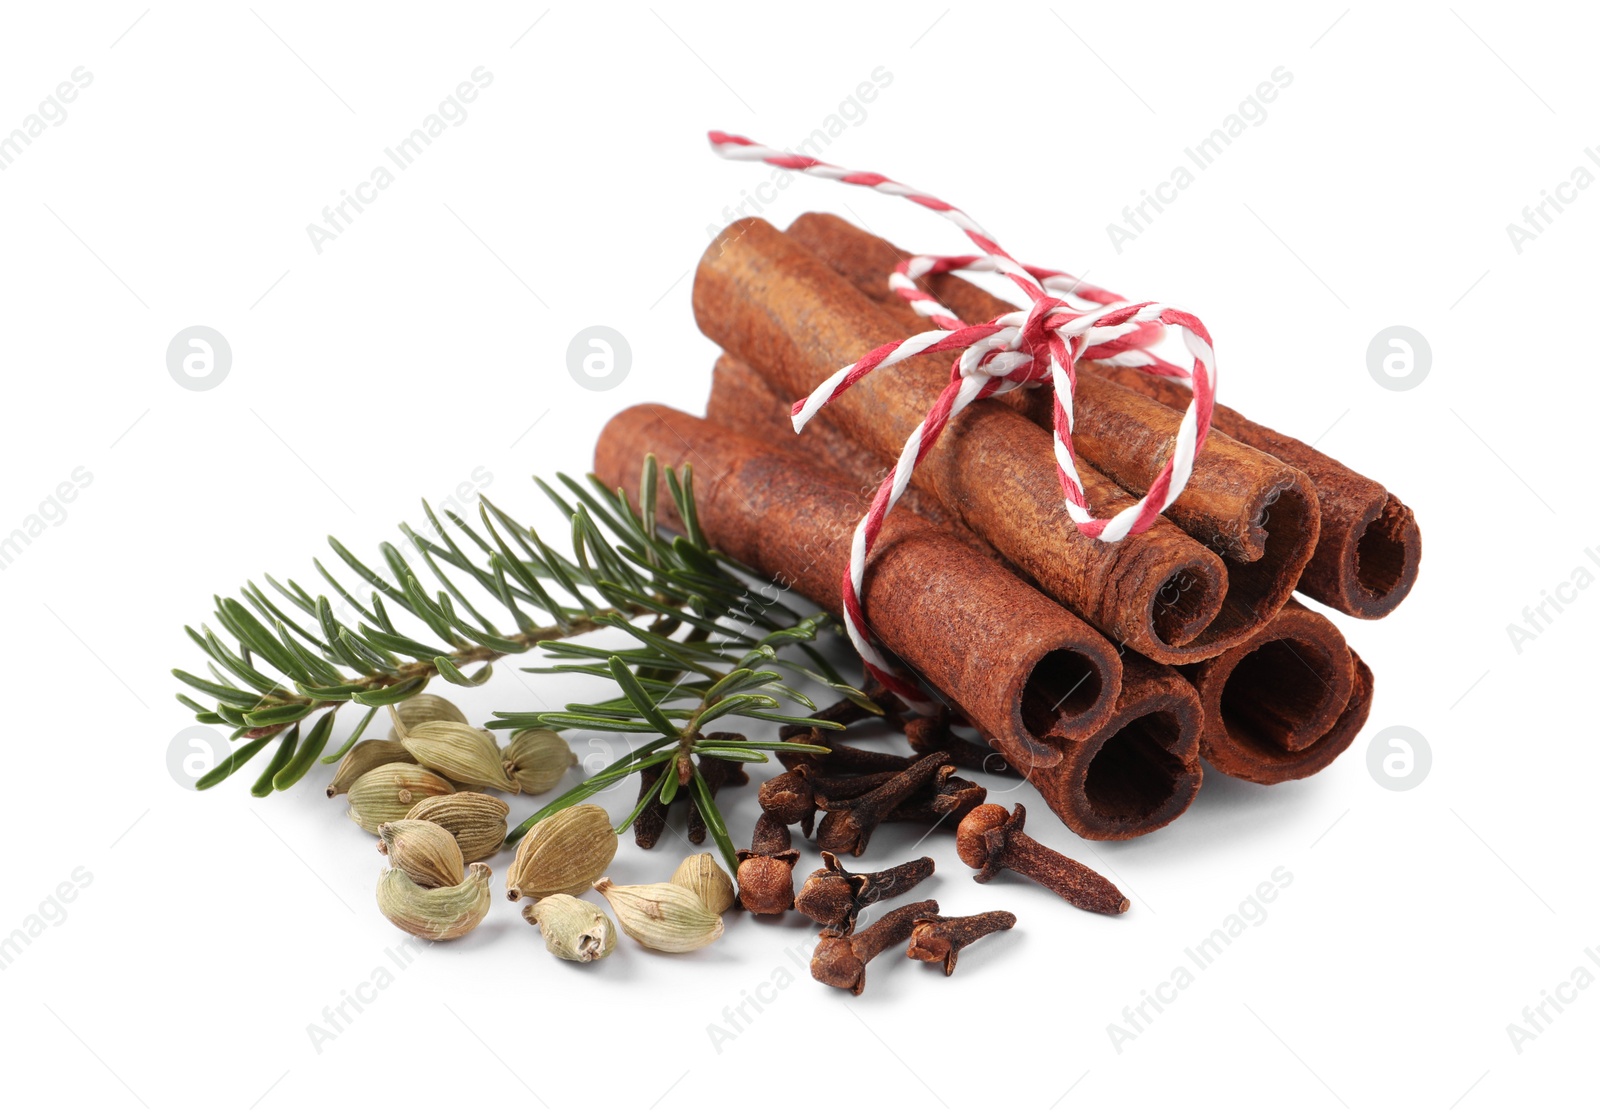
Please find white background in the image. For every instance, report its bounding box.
[0,2,1594,1114]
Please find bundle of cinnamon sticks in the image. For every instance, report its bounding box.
[594,212,1420,842]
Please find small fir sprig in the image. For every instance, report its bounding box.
[490,610,866,868]
[173,457,873,821]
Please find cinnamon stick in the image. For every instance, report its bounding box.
[1182,602,1374,783]
[692,217,1236,664]
[784,211,1417,619]
[707,352,997,559]
[593,404,1124,766]
[1022,654,1206,841]
[785,211,1320,628]
[1092,365,1421,618]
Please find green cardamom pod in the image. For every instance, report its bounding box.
[402,722,518,793]
[523,894,616,962]
[670,853,736,914]
[594,877,724,953]
[506,804,617,902]
[404,791,509,862]
[501,728,577,795]
[377,819,465,888]
[346,763,455,834]
[326,739,415,798]
[388,693,468,741]
[376,863,491,941]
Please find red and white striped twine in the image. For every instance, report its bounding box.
[708,131,1217,709]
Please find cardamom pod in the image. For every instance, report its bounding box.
[402,722,518,793]
[346,763,455,833]
[388,693,468,740]
[523,894,616,963]
[326,739,415,798]
[505,804,617,902]
[377,819,464,888]
[594,877,725,953]
[501,728,577,795]
[404,791,509,862]
[376,863,491,941]
[670,852,736,915]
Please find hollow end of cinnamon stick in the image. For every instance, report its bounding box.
[1187,603,1374,784]
[1323,491,1422,619]
[593,403,1126,763]
[1022,656,1205,841]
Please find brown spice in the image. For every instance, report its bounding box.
[759,765,891,837]
[795,852,936,933]
[885,764,987,826]
[596,404,1125,764]
[907,910,1017,976]
[1183,603,1375,784]
[815,750,950,856]
[1024,655,1206,841]
[781,211,1325,655]
[735,813,800,915]
[687,747,749,845]
[956,803,1130,916]
[811,899,940,995]
[691,218,1232,663]
[1089,369,1420,618]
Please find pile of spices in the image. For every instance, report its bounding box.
[176,160,1424,993]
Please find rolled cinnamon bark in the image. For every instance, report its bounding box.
[693,218,1246,664]
[593,404,1124,765]
[1092,367,1420,619]
[1182,602,1374,783]
[706,352,995,558]
[1022,655,1205,841]
[785,212,1320,626]
[784,212,1418,619]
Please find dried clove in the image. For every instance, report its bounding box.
[815,751,950,856]
[907,910,1017,976]
[885,764,987,826]
[778,735,915,775]
[735,813,800,915]
[901,712,1014,777]
[956,803,1129,916]
[632,761,671,849]
[686,748,748,845]
[810,899,940,995]
[759,765,893,837]
[778,692,887,743]
[795,852,935,933]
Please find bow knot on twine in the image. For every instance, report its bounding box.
[709,132,1218,710]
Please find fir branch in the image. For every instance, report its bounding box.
[173,457,828,793]
[492,620,869,871]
